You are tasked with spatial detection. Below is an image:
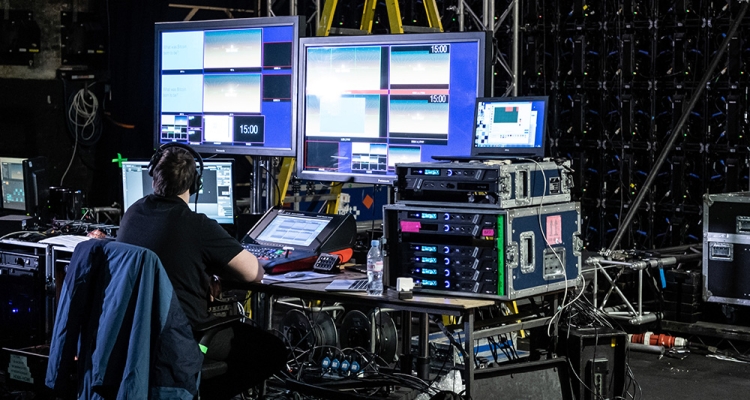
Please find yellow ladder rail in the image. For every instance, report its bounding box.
[318,0,443,36]
[324,183,344,215]
[276,157,295,207]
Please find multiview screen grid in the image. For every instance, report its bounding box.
[303,40,479,178]
[159,26,294,150]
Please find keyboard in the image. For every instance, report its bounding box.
[243,245,292,260]
[242,244,318,274]
[325,279,369,292]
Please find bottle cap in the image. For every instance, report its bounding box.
[371,240,379,247]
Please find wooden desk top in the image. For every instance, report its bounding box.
[231,270,497,315]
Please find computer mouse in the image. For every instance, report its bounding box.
[284,272,306,278]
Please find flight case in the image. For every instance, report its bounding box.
[384,202,582,300]
[395,159,573,209]
[703,192,750,305]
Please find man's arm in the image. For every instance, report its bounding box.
[226,250,265,283]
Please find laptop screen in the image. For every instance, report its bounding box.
[470,96,548,158]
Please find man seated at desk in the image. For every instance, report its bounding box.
[118,143,286,399]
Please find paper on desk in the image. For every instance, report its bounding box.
[262,271,335,283]
[39,235,93,249]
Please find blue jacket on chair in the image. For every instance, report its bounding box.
[46,240,203,399]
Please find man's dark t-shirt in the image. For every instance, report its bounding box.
[117,194,243,327]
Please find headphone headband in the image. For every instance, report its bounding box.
[148,143,204,195]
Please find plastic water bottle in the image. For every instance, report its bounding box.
[367,240,383,296]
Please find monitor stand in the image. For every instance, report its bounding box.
[250,156,275,214]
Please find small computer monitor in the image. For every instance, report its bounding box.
[471,96,549,158]
[154,16,303,157]
[0,157,27,211]
[22,157,50,220]
[121,160,235,224]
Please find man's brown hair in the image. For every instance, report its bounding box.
[151,147,196,197]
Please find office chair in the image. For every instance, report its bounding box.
[45,239,238,399]
[195,316,242,382]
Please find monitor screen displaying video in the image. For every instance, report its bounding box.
[0,157,27,211]
[297,32,490,185]
[154,16,303,156]
[122,160,235,224]
[472,97,548,158]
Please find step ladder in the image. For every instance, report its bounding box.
[317,0,443,36]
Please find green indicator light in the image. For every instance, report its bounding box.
[496,215,505,297]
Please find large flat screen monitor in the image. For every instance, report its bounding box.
[471,96,548,158]
[0,157,27,211]
[297,32,490,185]
[154,16,303,157]
[122,160,235,224]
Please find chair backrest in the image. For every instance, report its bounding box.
[45,240,203,399]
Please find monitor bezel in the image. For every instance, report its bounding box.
[296,31,491,185]
[153,16,304,157]
[470,96,549,159]
[22,157,49,221]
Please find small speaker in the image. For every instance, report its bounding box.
[557,326,627,400]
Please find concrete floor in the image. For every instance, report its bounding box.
[627,349,750,400]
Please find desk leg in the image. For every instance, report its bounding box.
[264,293,273,331]
[416,313,430,380]
[370,312,377,354]
[251,292,273,397]
[463,311,475,399]
[400,310,412,374]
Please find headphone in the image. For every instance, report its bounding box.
[148,143,204,195]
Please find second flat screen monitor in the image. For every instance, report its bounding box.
[297,32,490,185]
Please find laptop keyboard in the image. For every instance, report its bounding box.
[349,279,369,291]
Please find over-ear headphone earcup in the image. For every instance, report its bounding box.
[191,168,202,195]
[148,150,163,177]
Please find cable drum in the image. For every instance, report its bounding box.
[311,312,339,358]
[280,309,315,351]
[280,309,339,359]
[340,310,398,364]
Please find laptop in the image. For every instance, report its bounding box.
[433,96,549,161]
[325,279,369,292]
